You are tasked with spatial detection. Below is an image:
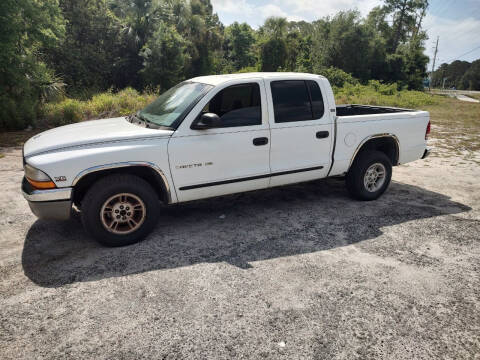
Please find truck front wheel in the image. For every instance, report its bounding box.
[346,150,392,201]
[81,174,160,246]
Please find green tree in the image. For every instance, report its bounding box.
[384,0,428,52]
[111,0,157,89]
[258,17,288,71]
[0,0,65,129]
[180,0,224,77]
[224,22,256,71]
[460,60,480,90]
[140,22,189,90]
[49,0,121,95]
[311,11,372,81]
[398,39,429,90]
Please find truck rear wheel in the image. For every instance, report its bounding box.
[81,174,160,247]
[346,150,392,201]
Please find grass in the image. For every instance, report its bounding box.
[423,96,480,159]
[40,88,157,127]
[334,81,438,108]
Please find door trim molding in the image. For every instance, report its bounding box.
[179,165,324,190]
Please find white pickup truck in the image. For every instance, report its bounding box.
[22,72,431,246]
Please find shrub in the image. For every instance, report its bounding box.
[335,81,437,108]
[314,67,359,88]
[41,88,157,127]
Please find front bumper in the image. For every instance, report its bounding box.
[422,147,431,159]
[22,177,72,220]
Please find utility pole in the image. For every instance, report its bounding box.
[429,36,439,90]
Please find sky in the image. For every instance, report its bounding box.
[210,0,480,68]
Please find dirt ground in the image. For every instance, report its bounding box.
[0,143,479,359]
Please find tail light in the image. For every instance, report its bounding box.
[425,120,431,140]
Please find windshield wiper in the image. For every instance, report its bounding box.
[129,113,174,131]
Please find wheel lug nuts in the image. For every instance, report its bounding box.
[127,212,131,216]
[120,205,124,209]
[116,215,120,219]
[115,210,119,213]
[122,216,126,220]
[126,207,129,210]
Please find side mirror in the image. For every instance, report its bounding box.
[191,113,222,130]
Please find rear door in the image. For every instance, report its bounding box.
[168,79,271,202]
[266,79,333,187]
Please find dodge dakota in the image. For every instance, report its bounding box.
[22,72,431,246]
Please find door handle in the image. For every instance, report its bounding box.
[253,137,268,146]
[316,131,329,139]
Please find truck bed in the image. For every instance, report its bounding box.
[336,104,414,117]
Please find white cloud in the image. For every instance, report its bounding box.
[211,0,307,26]
[211,0,382,27]
[211,0,255,17]
[423,14,480,66]
[258,4,305,22]
[274,0,380,18]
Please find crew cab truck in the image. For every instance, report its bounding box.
[22,73,431,246]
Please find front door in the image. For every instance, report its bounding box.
[169,79,271,202]
[265,78,333,187]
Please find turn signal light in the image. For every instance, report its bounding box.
[24,163,56,189]
[26,178,56,189]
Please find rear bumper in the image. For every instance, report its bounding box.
[22,177,72,220]
[422,147,431,159]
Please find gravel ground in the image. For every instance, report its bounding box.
[0,146,479,359]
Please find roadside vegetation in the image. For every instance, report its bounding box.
[40,88,156,127]
[34,80,438,129]
[424,97,480,159]
[2,0,435,130]
[334,81,438,108]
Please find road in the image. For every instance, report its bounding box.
[0,147,479,359]
[456,94,480,103]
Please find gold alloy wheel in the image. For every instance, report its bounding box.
[100,193,146,234]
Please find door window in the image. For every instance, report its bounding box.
[307,80,325,119]
[202,83,261,127]
[271,80,324,123]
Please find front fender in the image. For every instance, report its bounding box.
[24,138,177,203]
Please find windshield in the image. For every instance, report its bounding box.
[139,81,213,128]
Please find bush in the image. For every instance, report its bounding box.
[0,95,38,130]
[314,67,359,88]
[335,81,437,108]
[41,88,157,127]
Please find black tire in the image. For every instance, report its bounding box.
[81,174,160,247]
[346,150,392,201]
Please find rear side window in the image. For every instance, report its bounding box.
[271,80,324,123]
[307,80,325,119]
[202,83,261,127]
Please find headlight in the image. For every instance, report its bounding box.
[24,164,56,189]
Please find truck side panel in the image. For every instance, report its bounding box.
[329,111,429,176]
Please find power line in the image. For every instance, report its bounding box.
[445,44,480,63]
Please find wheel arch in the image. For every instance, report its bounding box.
[348,134,400,171]
[72,162,172,207]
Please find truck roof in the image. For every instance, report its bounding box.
[190,72,326,86]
